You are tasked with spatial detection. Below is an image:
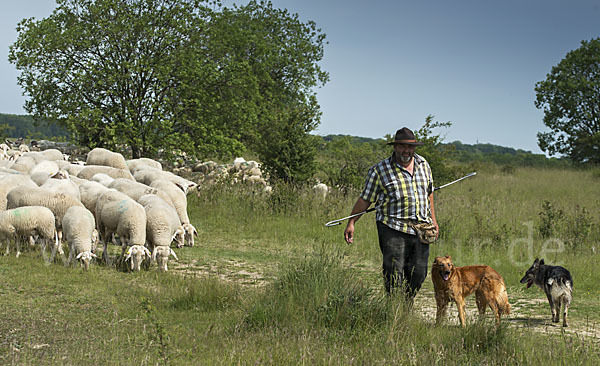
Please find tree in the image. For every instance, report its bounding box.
[9,0,328,169]
[535,38,600,164]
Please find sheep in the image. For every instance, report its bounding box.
[138,194,185,250]
[124,245,152,271]
[95,190,146,266]
[108,178,173,206]
[126,158,162,173]
[11,155,36,173]
[22,149,65,163]
[313,183,329,200]
[152,245,179,272]
[55,160,86,176]
[149,179,196,246]
[86,147,128,170]
[6,185,85,253]
[62,206,98,270]
[91,173,115,187]
[0,206,57,258]
[0,174,38,210]
[79,181,112,221]
[77,165,135,181]
[29,160,59,176]
[41,173,81,201]
[134,168,197,194]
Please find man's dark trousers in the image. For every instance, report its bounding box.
[376,221,430,299]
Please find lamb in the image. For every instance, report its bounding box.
[0,206,57,258]
[149,179,197,246]
[86,147,128,170]
[55,160,86,177]
[95,190,146,266]
[108,178,173,206]
[152,245,179,272]
[62,206,98,270]
[6,185,85,253]
[126,158,162,173]
[138,194,185,249]
[77,165,135,181]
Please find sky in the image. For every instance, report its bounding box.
[1,1,599,154]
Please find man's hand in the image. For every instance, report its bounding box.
[344,222,355,244]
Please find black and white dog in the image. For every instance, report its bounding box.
[520,258,573,327]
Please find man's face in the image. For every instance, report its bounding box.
[394,143,416,164]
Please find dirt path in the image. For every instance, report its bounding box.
[171,259,600,342]
[413,287,600,342]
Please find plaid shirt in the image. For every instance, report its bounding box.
[360,153,434,235]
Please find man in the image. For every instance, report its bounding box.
[344,127,438,300]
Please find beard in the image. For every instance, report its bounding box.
[398,153,413,164]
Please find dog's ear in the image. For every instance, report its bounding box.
[447,255,452,261]
[533,258,539,266]
[539,259,545,265]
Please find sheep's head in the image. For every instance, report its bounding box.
[152,246,179,272]
[172,226,185,248]
[76,251,98,271]
[183,223,197,247]
[125,245,151,271]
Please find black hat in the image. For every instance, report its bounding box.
[387,127,424,146]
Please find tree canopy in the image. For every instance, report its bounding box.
[535,38,600,164]
[9,0,328,180]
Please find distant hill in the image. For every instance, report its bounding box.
[0,113,68,140]
[317,134,568,167]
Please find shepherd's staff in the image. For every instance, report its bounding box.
[324,172,476,227]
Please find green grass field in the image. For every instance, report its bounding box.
[1,166,599,364]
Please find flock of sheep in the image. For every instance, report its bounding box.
[0,143,198,272]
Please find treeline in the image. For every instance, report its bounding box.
[0,113,68,140]
[318,134,569,168]
[448,140,569,167]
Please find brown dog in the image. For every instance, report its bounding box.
[432,256,511,327]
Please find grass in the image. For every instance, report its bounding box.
[1,165,599,364]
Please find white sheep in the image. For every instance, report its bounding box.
[6,185,85,253]
[86,147,128,170]
[0,206,57,258]
[149,179,197,246]
[29,160,60,176]
[108,178,173,206]
[41,173,81,201]
[126,158,162,173]
[11,155,36,173]
[79,181,113,221]
[22,149,65,163]
[90,173,115,187]
[77,165,135,181]
[63,206,98,270]
[138,194,185,249]
[133,168,197,194]
[152,245,179,272]
[95,190,147,266]
[124,245,152,271]
[0,174,38,210]
[313,183,329,200]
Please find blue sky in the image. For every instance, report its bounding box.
[1,1,599,154]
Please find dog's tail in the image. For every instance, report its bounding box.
[496,285,511,315]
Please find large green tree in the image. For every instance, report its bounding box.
[9,0,328,179]
[535,38,600,164]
